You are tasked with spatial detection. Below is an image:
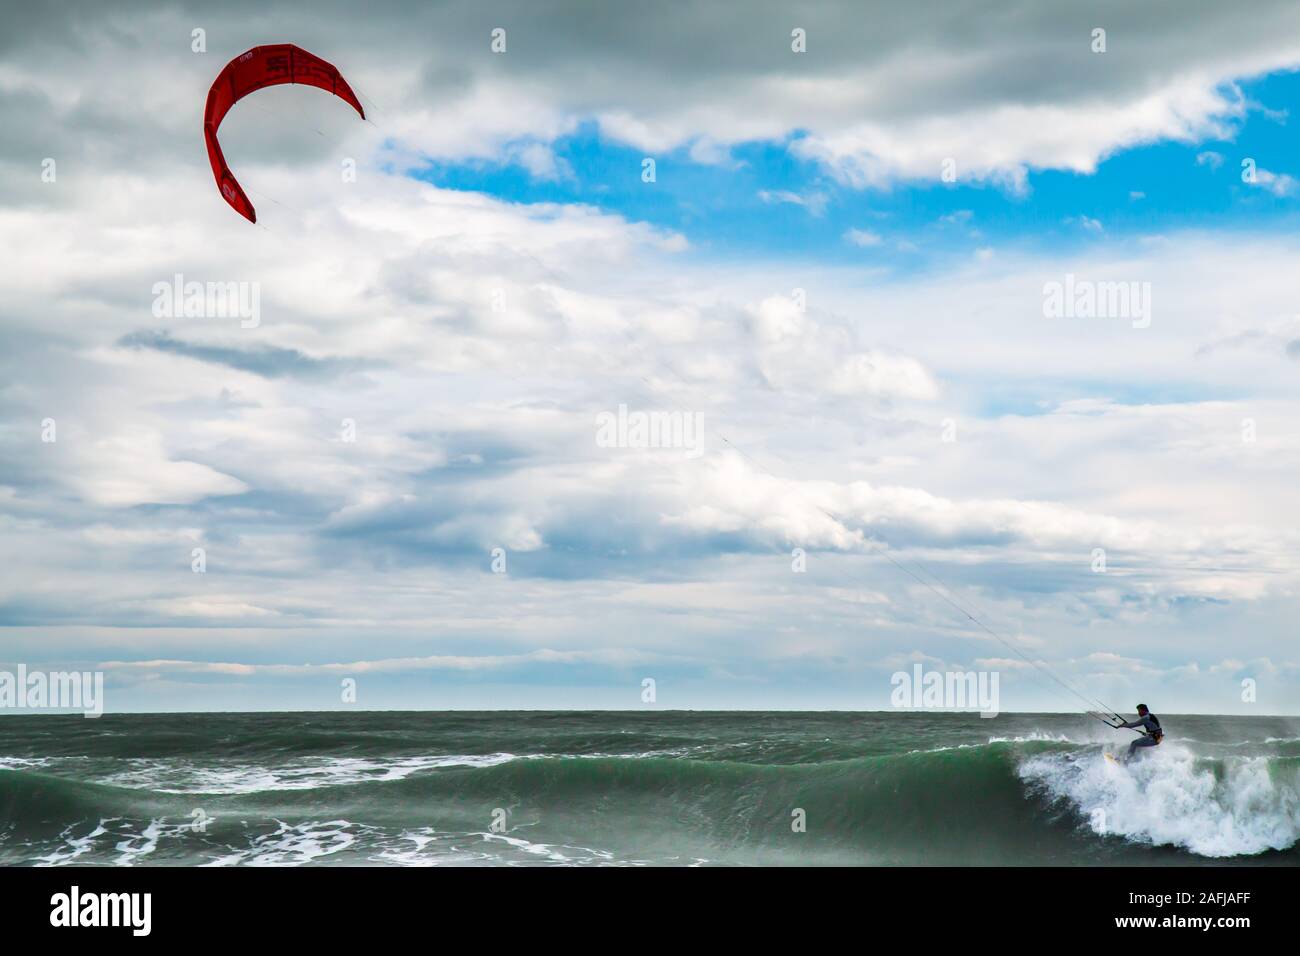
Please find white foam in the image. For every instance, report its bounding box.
[32,820,109,866]
[113,818,166,865]
[98,753,519,794]
[0,756,51,770]
[34,816,194,867]
[93,750,693,795]
[478,830,617,865]
[1019,744,1300,857]
[205,819,363,866]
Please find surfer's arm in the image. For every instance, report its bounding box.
[1120,716,1156,732]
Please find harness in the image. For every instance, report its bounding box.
[1147,713,1163,744]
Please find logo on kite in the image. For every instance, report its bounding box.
[203,44,365,223]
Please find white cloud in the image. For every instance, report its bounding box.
[509,142,573,182]
[1251,167,1299,196]
[793,84,1245,191]
[843,227,883,247]
[748,294,940,400]
[1066,215,1105,233]
[758,189,829,216]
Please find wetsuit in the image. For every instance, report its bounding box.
[1120,713,1163,759]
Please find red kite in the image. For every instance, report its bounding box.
[203,44,365,223]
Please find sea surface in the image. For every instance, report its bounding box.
[1,710,1297,866]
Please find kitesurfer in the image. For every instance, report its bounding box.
[1117,704,1163,760]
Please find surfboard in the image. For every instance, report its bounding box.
[1104,752,1121,765]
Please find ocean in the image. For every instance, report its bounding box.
[1,711,1296,866]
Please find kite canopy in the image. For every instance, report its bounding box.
[203,44,365,223]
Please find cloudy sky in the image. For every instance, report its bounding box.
[2,1,1298,713]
